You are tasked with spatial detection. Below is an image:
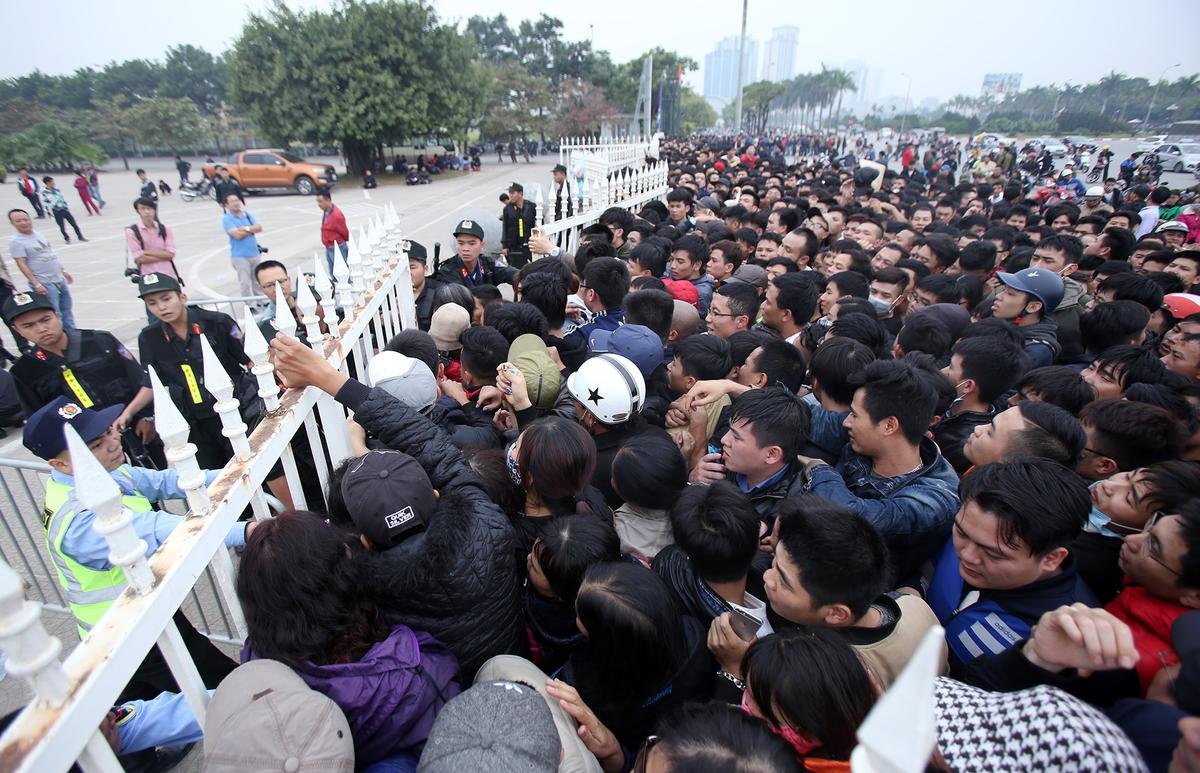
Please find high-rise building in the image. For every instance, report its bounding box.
[703,35,758,110]
[837,60,881,111]
[760,26,799,82]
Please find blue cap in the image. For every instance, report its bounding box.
[996,268,1065,314]
[22,396,124,460]
[588,324,664,378]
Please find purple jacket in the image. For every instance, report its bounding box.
[245,625,460,764]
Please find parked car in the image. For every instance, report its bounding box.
[1137,135,1168,152]
[201,150,337,195]
[1153,143,1200,172]
[1035,137,1068,157]
[384,140,460,162]
[1062,136,1097,152]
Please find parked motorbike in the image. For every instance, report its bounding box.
[178,177,216,202]
[1135,155,1163,185]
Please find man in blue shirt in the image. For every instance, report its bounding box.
[221,193,264,299]
[798,359,961,583]
[689,386,809,527]
[23,396,250,699]
[570,256,628,342]
[927,458,1096,676]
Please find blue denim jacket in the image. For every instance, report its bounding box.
[805,437,961,581]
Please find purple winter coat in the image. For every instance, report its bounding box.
[244,625,460,765]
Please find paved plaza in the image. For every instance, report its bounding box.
[0,153,556,461]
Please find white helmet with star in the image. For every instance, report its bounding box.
[565,353,646,425]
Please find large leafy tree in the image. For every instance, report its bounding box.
[551,80,618,137]
[84,96,137,169]
[0,120,105,169]
[679,88,716,134]
[93,59,163,103]
[740,81,786,135]
[229,0,487,174]
[465,13,612,87]
[127,97,210,152]
[480,62,554,141]
[159,45,228,114]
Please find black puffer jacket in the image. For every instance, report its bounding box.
[429,395,504,450]
[335,380,525,680]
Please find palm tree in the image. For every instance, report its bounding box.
[1096,71,1128,116]
[828,68,858,126]
[813,66,837,128]
[947,94,976,116]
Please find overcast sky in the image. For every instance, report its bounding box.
[3,0,1199,104]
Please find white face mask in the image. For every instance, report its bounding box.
[868,295,892,315]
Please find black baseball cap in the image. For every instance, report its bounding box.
[340,450,436,549]
[136,272,182,297]
[403,239,428,262]
[23,396,124,460]
[1,291,55,325]
[452,219,485,240]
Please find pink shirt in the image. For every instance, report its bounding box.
[126,221,178,278]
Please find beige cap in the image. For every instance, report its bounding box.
[204,659,355,772]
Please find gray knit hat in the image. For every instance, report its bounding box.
[417,680,560,773]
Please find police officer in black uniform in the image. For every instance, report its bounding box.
[434,218,518,288]
[406,239,442,332]
[134,273,256,469]
[500,182,538,268]
[3,290,161,463]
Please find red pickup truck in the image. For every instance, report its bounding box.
[202,149,338,195]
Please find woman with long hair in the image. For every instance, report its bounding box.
[237,510,460,766]
[554,561,713,747]
[506,416,609,550]
[525,514,620,673]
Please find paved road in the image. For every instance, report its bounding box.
[0,154,556,459]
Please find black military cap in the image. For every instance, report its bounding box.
[452,219,485,240]
[136,272,183,298]
[1,291,55,324]
[403,239,428,262]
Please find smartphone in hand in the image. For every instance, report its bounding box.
[728,608,761,642]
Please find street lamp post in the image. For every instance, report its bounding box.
[1145,63,1181,126]
[899,73,913,135]
[733,0,749,133]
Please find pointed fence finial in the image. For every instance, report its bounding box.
[850,626,945,773]
[65,424,155,594]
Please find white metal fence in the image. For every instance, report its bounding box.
[0,203,418,772]
[0,146,669,770]
[0,457,247,644]
[535,155,669,256]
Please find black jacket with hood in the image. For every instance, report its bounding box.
[334,379,525,680]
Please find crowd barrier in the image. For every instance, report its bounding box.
[0,204,417,771]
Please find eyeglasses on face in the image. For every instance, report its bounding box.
[1139,511,1181,576]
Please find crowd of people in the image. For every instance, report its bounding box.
[2,129,1200,771]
